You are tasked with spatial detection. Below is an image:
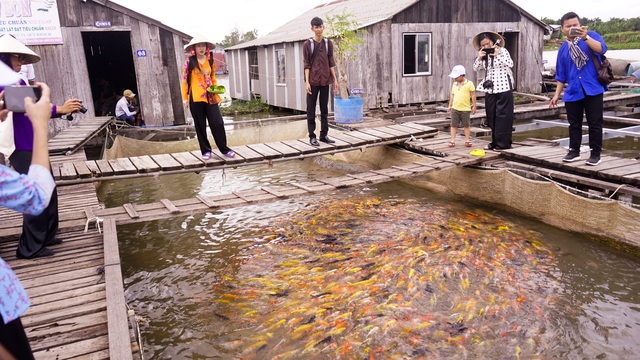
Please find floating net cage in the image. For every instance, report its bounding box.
[103,123,640,249]
[104,120,309,159]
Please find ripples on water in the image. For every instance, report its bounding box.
[98,161,640,359]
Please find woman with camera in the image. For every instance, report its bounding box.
[472,31,515,151]
[0,34,83,259]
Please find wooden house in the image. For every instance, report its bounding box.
[19,0,191,126]
[226,0,551,112]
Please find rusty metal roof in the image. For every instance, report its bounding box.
[227,0,419,50]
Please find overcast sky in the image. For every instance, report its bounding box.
[111,0,638,43]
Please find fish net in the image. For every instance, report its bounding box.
[104,120,309,159]
[419,166,640,246]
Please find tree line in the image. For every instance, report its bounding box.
[542,16,640,35]
[218,28,258,48]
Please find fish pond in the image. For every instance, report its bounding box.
[97,159,640,359]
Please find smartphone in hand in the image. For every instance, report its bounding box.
[4,85,42,112]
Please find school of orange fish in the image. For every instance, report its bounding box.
[206,197,561,359]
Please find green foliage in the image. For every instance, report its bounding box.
[324,9,366,99]
[219,98,271,116]
[580,17,640,35]
[541,17,558,25]
[602,31,640,44]
[218,28,258,48]
[607,42,640,50]
[544,16,640,50]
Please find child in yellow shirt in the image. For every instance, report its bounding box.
[447,65,477,147]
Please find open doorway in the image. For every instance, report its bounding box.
[501,31,519,90]
[82,31,138,117]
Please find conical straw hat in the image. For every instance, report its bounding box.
[472,31,506,51]
[184,34,215,51]
[0,34,41,64]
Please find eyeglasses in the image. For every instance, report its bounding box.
[11,54,27,62]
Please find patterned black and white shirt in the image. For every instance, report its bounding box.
[473,47,514,94]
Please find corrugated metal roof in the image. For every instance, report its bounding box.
[227,0,419,50]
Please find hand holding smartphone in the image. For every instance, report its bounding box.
[570,26,587,36]
[4,85,42,112]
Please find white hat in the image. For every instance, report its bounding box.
[0,34,41,65]
[449,65,466,78]
[123,89,135,97]
[184,34,215,51]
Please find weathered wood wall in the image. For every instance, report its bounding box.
[394,0,521,23]
[226,0,546,113]
[229,42,306,112]
[26,0,189,126]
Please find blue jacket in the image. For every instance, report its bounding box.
[555,30,608,102]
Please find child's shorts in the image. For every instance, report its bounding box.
[450,109,471,128]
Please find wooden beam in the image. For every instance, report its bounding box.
[102,218,134,360]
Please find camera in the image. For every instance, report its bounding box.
[482,79,494,89]
[569,27,579,36]
[483,48,495,55]
[61,101,88,120]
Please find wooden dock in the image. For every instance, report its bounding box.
[1,105,639,358]
[1,120,139,359]
[50,122,438,185]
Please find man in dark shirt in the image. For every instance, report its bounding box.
[303,16,339,146]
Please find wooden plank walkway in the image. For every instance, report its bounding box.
[500,145,640,186]
[50,121,439,185]
[48,117,113,155]
[1,152,138,358]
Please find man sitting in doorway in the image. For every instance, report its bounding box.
[115,89,138,125]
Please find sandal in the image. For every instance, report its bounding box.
[448,141,455,148]
[483,144,493,150]
[465,142,472,147]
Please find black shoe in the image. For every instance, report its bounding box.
[585,153,601,166]
[562,149,581,162]
[310,138,320,146]
[16,247,55,259]
[319,136,335,144]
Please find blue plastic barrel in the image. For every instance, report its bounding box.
[334,96,363,123]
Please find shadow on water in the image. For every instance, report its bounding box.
[98,160,640,359]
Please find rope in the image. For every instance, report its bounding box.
[504,167,640,209]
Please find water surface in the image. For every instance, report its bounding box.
[97,160,640,359]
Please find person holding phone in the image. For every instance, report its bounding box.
[0,79,55,360]
[472,31,515,151]
[549,12,607,166]
[0,34,83,259]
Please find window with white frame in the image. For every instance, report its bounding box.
[403,33,432,76]
[275,47,286,84]
[249,49,259,80]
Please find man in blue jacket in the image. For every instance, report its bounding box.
[550,12,607,166]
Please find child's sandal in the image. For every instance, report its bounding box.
[448,141,455,148]
[465,142,472,147]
